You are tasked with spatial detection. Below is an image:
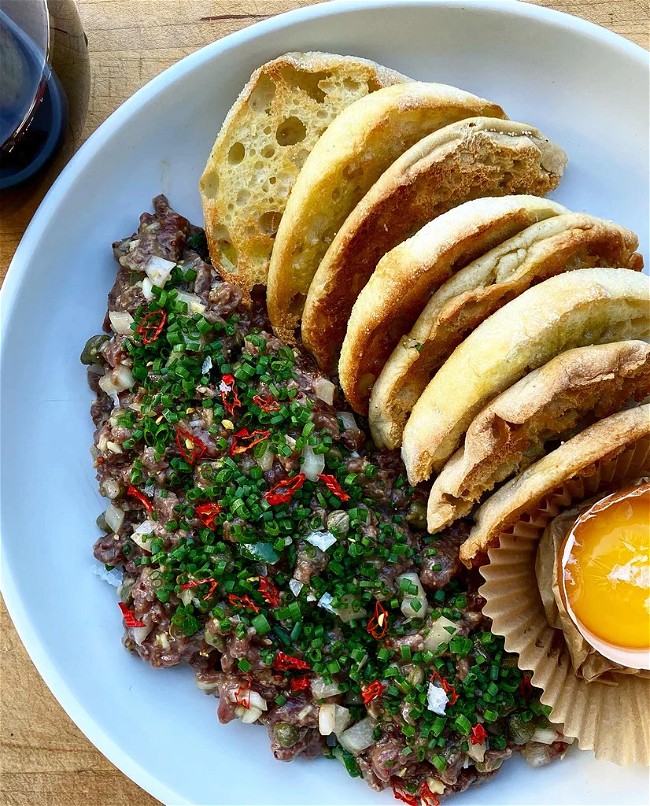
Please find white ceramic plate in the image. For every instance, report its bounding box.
[1,2,648,804]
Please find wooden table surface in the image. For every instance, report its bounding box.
[0,1,647,804]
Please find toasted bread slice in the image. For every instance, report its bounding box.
[267,82,506,340]
[427,340,650,532]
[302,117,567,372]
[339,195,566,414]
[199,52,409,290]
[459,404,650,566]
[369,213,643,448]
[402,268,650,484]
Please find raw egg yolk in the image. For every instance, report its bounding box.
[563,485,650,650]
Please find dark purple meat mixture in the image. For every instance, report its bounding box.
[85,197,568,803]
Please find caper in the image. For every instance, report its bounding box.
[326,446,343,462]
[80,334,109,365]
[96,513,111,533]
[508,713,535,745]
[406,500,427,529]
[327,510,350,536]
[273,722,300,748]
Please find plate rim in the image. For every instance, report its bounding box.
[1,2,648,805]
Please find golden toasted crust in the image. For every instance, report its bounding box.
[369,213,643,448]
[427,340,650,532]
[402,268,650,484]
[267,82,506,341]
[339,196,566,414]
[459,404,650,566]
[199,52,408,291]
[301,118,567,373]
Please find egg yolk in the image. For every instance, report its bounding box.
[563,485,650,650]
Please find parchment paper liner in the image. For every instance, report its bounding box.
[479,437,650,766]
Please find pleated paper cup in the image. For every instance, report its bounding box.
[479,438,650,766]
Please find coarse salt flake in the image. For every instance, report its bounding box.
[306,530,337,552]
[427,682,449,716]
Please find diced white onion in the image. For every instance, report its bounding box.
[306,530,337,552]
[131,624,152,646]
[201,356,213,374]
[255,446,275,471]
[521,742,553,767]
[180,588,194,606]
[317,592,335,612]
[314,377,336,405]
[532,726,560,745]
[106,440,123,454]
[467,741,486,763]
[237,705,263,724]
[176,290,206,314]
[289,578,304,597]
[145,255,175,287]
[311,677,343,699]
[249,691,268,712]
[319,703,352,736]
[196,678,220,692]
[337,411,357,431]
[427,681,449,715]
[301,443,326,481]
[423,616,459,653]
[108,310,134,335]
[141,277,154,300]
[335,595,367,623]
[99,365,135,397]
[338,717,375,755]
[398,572,429,620]
[131,519,156,552]
[105,502,124,532]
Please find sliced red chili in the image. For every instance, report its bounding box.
[366,601,389,639]
[194,502,222,529]
[230,427,270,456]
[127,485,153,513]
[118,601,145,628]
[252,394,279,412]
[219,373,241,417]
[361,680,386,705]
[430,670,458,706]
[420,782,440,806]
[136,308,167,345]
[234,685,251,709]
[263,473,306,506]
[290,676,311,692]
[258,576,280,607]
[519,674,533,699]
[175,427,207,464]
[470,723,488,745]
[180,577,218,601]
[273,652,310,672]
[391,779,418,806]
[318,473,351,502]
[228,594,260,614]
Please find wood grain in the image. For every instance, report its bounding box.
[0,2,647,805]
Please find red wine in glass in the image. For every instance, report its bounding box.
[0,0,68,190]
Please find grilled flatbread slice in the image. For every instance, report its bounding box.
[459,403,650,566]
[199,52,409,291]
[428,340,650,532]
[402,268,650,484]
[370,213,643,448]
[267,82,506,340]
[302,117,567,372]
[339,195,566,413]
